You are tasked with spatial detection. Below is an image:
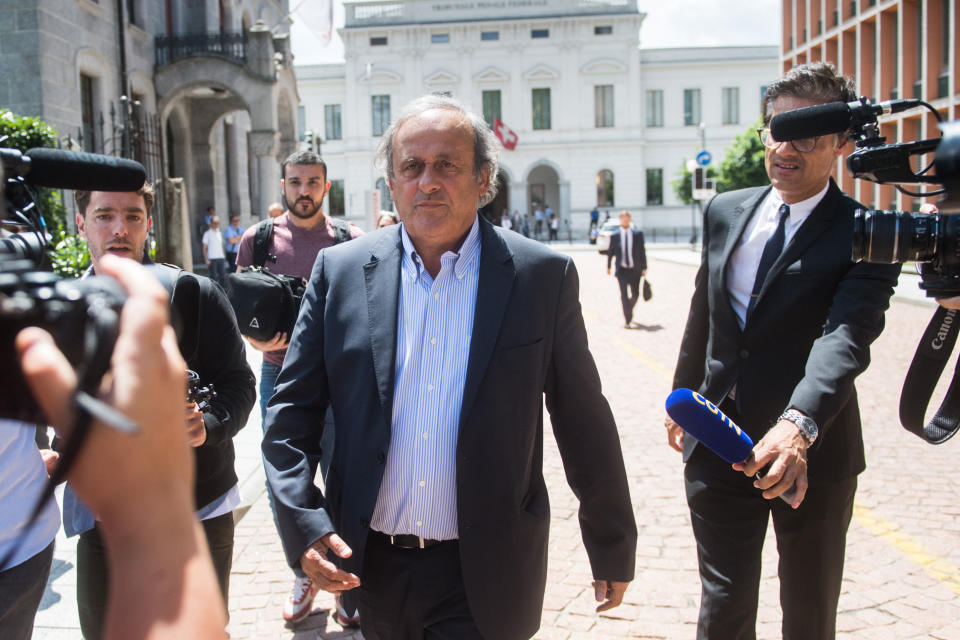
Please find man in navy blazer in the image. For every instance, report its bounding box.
[665,63,900,639]
[606,210,647,328]
[262,94,636,639]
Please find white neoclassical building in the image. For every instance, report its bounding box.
[297,0,778,238]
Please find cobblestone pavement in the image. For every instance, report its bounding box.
[34,245,960,639]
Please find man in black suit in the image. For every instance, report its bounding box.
[606,210,647,328]
[665,62,901,639]
[262,94,636,640]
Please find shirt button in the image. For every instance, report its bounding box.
[430,338,437,345]
[739,349,750,359]
[433,293,439,300]
[419,480,425,487]
[422,432,429,439]
[416,521,422,527]
[457,274,463,280]
[427,384,434,392]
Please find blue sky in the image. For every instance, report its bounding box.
[289,0,781,66]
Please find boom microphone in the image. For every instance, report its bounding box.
[769,98,923,142]
[665,388,754,463]
[0,147,147,191]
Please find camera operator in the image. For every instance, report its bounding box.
[16,255,227,640]
[665,62,901,639]
[66,183,255,639]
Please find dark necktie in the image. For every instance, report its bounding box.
[747,203,789,320]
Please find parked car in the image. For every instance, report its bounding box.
[596,219,636,254]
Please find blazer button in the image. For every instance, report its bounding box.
[738,349,750,359]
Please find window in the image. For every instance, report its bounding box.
[722,87,739,125]
[531,28,549,38]
[646,168,663,206]
[532,88,551,130]
[325,104,342,140]
[596,170,614,207]
[481,31,499,41]
[482,90,501,127]
[760,85,769,106]
[595,25,613,35]
[645,90,663,127]
[431,33,449,43]
[328,180,344,216]
[370,36,387,46]
[80,73,97,152]
[684,88,701,126]
[595,85,614,128]
[372,95,390,136]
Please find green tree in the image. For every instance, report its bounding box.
[717,118,769,192]
[0,109,68,243]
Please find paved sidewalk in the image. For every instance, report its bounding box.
[33,245,960,639]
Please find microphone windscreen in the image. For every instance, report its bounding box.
[24,148,147,191]
[769,101,851,142]
[665,388,754,464]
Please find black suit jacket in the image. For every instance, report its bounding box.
[672,180,900,481]
[262,217,637,640]
[606,228,647,274]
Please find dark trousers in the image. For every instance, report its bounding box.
[207,258,228,286]
[357,531,484,640]
[684,415,856,640]
[77,513,234,640]
[615,267,641,323]
[0,541,54,640]
[226,251,238,272]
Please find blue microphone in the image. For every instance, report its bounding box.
[665,388,754,463]
[665,388,796,503]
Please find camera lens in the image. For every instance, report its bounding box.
[852,209,939,264]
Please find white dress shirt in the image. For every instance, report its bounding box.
[727,183,830,328]
[370,217,481,540]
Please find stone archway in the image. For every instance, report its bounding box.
[479,171,509,225]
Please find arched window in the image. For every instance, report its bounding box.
[376,177,393,212]
[596,169,614,207]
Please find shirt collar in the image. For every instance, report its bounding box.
[770,181,830,222]
[399,215,481,282]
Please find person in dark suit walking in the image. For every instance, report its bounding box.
[606,210,647,328]
[665,62,900,640]
[261,94,637,640]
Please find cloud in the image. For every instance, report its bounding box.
[636,0,780,48]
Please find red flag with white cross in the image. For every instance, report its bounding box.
[493,117,518,151]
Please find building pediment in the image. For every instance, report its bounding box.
[522,63,560,82]
[473,66,509,84]
[580,58,629,75]
[356,67,404,83]
[424,69,460,86]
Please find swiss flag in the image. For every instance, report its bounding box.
[493,117,518,151]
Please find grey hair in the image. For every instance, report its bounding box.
[761,62,857,126]
[374,93,501,207]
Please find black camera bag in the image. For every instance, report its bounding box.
[225,217,351,341]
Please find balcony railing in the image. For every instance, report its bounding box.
[155,31,247,67]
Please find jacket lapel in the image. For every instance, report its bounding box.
[718,187,770,327]
[458,217,516,433]
[364,228,402,416]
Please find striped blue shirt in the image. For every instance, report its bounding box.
[369,216,481,540]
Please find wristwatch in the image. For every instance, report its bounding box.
[779,409,819,445]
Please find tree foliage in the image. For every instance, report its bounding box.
[0,109,68,246]
[717,119,769,192]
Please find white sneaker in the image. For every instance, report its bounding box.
[283,576,319,623]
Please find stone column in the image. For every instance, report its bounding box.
[249,130,280,217]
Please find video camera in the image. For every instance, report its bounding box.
[770,99,960,444]
[1,144,146,423]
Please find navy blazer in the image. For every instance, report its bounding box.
[672,180,900,481]
[262,217,637,640]
[606,227,647,274]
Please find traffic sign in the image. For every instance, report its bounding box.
[696,150,712,166]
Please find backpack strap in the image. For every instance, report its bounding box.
[252,219,276,267]
[330,217,352,245]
